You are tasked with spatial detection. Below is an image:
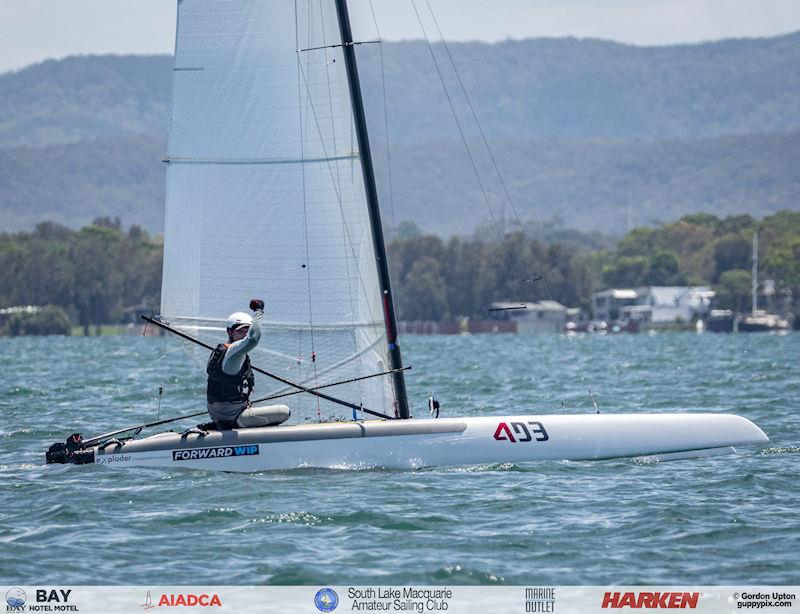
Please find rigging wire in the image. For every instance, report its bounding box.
[423,0,526,236]
[420,1,590,410]
[409,0,527,305]
[295,6,396,418]
[367,0,402,312]
[296,60,380,330]
[421,0,558,306]
[296,0,322,421]
[319,0,369,410]
[367,0,401,414]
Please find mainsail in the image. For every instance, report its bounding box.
[160,0,397,419]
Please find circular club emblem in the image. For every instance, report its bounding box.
[6,588,26,608]
[314,587,339,612]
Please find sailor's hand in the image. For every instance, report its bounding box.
[249,298,265,312]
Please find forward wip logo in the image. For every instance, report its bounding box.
[493,421,549,442]
[602,592,700,609]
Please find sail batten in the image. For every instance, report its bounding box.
[165,154,359,165]
[161,0,395,419]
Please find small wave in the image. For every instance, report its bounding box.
[163,508,243,525]
[249,511,325,526]
[0,463,40,471]
[761,445,800,455]
[0,428,34,439]
[430,564,505,584]
[265,565,333,585]
[314,510,449,531]
[442,462,534,473]
[1,387,46,397]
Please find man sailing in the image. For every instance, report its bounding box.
[206,298,290,429]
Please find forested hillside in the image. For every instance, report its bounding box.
[3,34,799,147]
[1,33,799,234]
[0,55,171,147]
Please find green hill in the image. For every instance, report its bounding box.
[1,33,799,234]
[0,55,171,148]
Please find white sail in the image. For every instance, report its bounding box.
[160,0,395,419]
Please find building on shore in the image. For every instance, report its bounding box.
[591,289,638,323]
[592,286,715,327]
[489,300,568,333]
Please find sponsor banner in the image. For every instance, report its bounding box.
[171,445,259,462]
[1,586,797,614]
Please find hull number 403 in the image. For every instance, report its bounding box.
[494,421,549,442]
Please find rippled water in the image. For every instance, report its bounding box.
[1,332,798,585]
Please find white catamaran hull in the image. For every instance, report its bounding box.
[90,413,768,472]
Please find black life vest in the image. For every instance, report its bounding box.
[206,344,255,404]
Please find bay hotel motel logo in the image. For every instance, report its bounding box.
[6,588,77,612]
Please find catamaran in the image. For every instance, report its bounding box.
[46,0,767,471]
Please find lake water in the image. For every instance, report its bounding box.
[1,332,798,585]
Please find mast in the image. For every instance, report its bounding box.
[333,0,410,419]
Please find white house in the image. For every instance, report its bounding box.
[592,287,715,325]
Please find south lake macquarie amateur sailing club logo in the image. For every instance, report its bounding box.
[315,588,339,612]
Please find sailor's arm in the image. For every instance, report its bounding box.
[221,299,264,375]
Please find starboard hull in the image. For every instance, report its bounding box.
[86,413,768,472]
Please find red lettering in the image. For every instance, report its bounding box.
[602,592,700,609]
[156,593,223,608]
[667,594,680,608]
[493,422,516,442]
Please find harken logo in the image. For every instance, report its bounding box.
[155,594,222,607]
[5,588,26,610]
[314,588,339,612]
[494,421,549,442]
[602,592,700,609]
[172,445,259,461]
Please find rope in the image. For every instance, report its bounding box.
[409,0,527,304]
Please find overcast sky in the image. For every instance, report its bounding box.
[1,0,799,73]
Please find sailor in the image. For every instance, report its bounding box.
[206,298,290,429]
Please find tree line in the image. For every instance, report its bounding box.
[596,211,800,315]
[1,211,798,334]
[0,218,162,335]
[389,211,800,320]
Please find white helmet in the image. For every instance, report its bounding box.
[226,312,253,330]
